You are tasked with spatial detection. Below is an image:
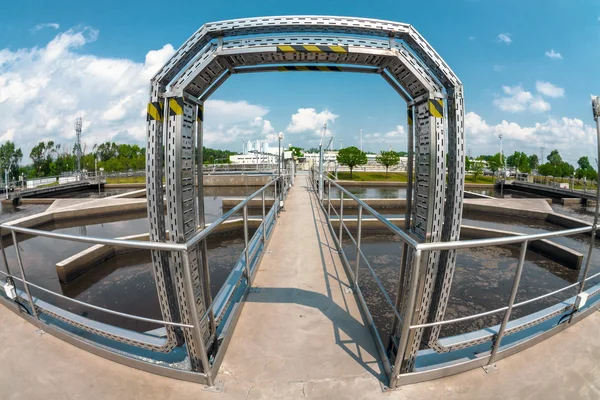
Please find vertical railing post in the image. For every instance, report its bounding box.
[0,231,12,277]
[487,240,528,367]
[274,178,278,223]
[243,204,251,282]
[262,190,266,243]
[339,190,344,243]
[181,250,213,385]
[389,249,422,388]
[11,231,42,327]
[354,205,363,288]
[327,179,331,221]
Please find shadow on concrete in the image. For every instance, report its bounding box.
[296,178,385,380]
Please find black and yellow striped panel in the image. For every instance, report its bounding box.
[169,97,184,116]
[429,99,444,118]
[277,66,343,72]
[147,102,163,121]
[277,45,348,53]
[197,105,204,122]
[407,109,413,125]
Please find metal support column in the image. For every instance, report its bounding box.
[354,205,363,287]
[486,241,528,368]
[165,95,213,372]
[243,204,251,281]
[11,231,42,328]
[570,95,600,324]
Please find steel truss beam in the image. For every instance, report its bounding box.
[146,16,465,384]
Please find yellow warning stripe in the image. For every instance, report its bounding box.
[407,109,413,125]
[169,97,184,116]
[276,66,342,72]
[429,99,443,119]
[147,102,163,122]
[276,45,348,53]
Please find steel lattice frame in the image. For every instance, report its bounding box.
[145,16,465,374]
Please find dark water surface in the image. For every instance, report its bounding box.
[2,182,599,347]
[0,185,273,332]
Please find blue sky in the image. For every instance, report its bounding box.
[1,0,600,164]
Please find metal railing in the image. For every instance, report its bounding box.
[311,170,600,388]
[0,174,292,385]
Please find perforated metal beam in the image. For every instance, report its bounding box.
[146,16,466,380]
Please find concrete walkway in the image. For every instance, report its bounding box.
[0,177,599,399]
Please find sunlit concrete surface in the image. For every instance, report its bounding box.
[0,178,599,399]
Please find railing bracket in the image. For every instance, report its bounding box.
[482,363,499,374]
[202,379,224,393]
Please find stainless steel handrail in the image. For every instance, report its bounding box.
[325,177,420,248]
[316,171,600,386]
[0,225,187,251]
[0,270,194,329]
[186,177,279,248]
[0,173,287,376]
[415,225,593,251]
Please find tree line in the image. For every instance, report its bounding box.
[0,140,239,180]
[470,149,597,180]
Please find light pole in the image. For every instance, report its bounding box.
[278,132,284,200]
[570,95,600,323]
[499,133,504,198]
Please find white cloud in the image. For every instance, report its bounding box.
[535,81,565,98]
[203,101,276,146]
[363,125,406,148]
[545,49,562,60]
[497,33,512,44]
[286,108,338,135]
[468,36,475,41]
[33,23,60,32]
[493,65,505,72]
[465,111,596,162]
[493,85,550,113]
[0,27,178,159]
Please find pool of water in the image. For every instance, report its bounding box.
[0,185,275,332]
[341,213,600,346]
[2,182,599,347]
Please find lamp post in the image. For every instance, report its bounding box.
[499,133,504,198]
[278,132,284,200]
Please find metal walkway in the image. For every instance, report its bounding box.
[219,177,384,384]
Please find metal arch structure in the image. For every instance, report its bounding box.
[145,16,466,377]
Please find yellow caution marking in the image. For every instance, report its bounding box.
[407,109,413,125]
[277,65,343,72]
[329,45,348,53]
[277,45,296,52]
[147,102,163,122]
[276,45,349,53]
[169,97,184,116]
[303,45,322,52]
[429,99,443,119]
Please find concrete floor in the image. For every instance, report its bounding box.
[0,177,599,399]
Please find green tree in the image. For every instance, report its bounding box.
[528,154,539,170]
[289,146,304,159]
[375,150,400,178]
[577,156,592,170]
[547,149,562,166]
[487,152,503,176]
[471,159,484,182]
[0,141,23,181]
[30,141,57,176]
[465,156,471,171]
[336,146,367,178]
